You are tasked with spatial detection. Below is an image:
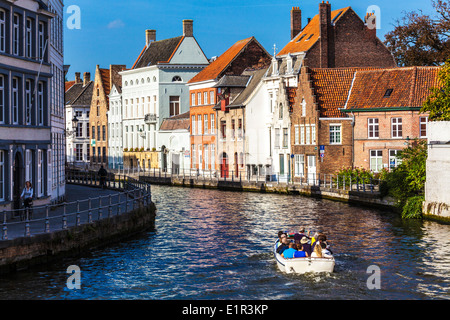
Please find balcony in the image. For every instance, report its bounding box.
[144,113,157,124]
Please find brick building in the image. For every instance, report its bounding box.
[187,37,271,175]
[341,66,439,172]
[89,64,126,168]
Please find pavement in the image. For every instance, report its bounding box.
[2,184,142,241]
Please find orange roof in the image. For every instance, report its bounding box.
[65,81,75,92]
[188,37,254,84]
[309,67,380,117]
[345,66,440,110]
[278,7,351,56]
[132,46,147,69]
[99,68,111,96]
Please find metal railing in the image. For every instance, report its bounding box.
[1,171,152,241]
[110,166,382,193]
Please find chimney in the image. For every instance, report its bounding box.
[183,19,193,37]
[146,29,156,47]
[83,72,90,86]
[319,1,332,68]
[291,7,302,40]
[75,72,81,84]
[365,12,377,40]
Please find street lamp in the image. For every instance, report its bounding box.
[72,115,79,133]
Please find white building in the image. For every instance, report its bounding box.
[108,83,123,169]
[47,0,65,203]
[120,20,209,169]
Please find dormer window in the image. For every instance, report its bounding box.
[296,34,307,42]
[286,54,293,74]
[172,76,182,82]
[384,89,393,98]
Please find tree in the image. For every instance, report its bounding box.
[384,0,450,66]
[421,59,450,120]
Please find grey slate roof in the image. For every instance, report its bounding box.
[65,81,94,106]
[133,36,184,69]
[227,68,268,108]
[213,75,251,88]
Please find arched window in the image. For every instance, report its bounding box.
[172,76,182,82]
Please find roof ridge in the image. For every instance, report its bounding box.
[70,81,93,105]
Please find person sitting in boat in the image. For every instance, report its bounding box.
[281,242,297,259]
[293,227,310,243]
[277,231,287,248]
[293,243,309,258]
[311,242,323,258]
[300,236,313,257]
[320,242,333,258]
[276,237,290,255]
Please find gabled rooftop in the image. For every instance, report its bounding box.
[132,36,185,69]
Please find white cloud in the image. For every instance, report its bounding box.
[107,19,125,29]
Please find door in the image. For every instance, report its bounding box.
[13,152,23,210]
[172,153,180,174]
[279,154,285,175]
[234,152,238,177]
[307,155,316,184]
[220,153,229,178]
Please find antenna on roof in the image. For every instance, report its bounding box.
[273,44,278,57]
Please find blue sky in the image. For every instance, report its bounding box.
[63,0,436,80]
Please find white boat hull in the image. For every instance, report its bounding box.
[274,241,335,274]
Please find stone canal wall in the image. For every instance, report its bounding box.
[140,175,396,209]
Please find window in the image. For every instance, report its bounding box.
[102,124,106,140]
[13,14,20,55]
[389,150,402,169]
[198,115,202,135]
[420,117,428,138]
[38,82,44,125]
[211,145,215,169]
[12,77,19,124]
[301,99,306,117]
[25,80,32,125]
[370,150,383,172]
[275,128,280,148]
[102,147,106,163]
[25,150,33,184]
[231,119,235,140]
[220,120,226,139]
[37,150,44,197]
[191,93,195,106]
[211,114,215,134]
[172,76,182,82]
[38,22,45,59]
[204,144,209,169]
[97,126,100,141]
[204,115,208,134]
[283,128,288,148]
[0,10,5,53]
[311,124,316,144]
[92,126,95,139]
[204,92,208,106]
[269,93,274,113]
[76,144,83,161]
[238,118,242,140]
[279,154,285,175]
[98,147,101,163]
[300,125,305,145]
[169,96,180,116]
[0,151,4,201]
[26,18,33,58]
[294,154,305,177]
[368,118,379,138]
[92,147,96,163]
[384,89,393,98]
[294,126,299,145]
[305,125,310,145]
[0,75,3,123]
[330,124,342,144]
[391,117,402,138]
[191,116,196,135]
[210,91,214,105]
[279,103,283,119]
[191,144,196,169]
[76,123,83,137]
[86,145,90,161]
[197,92,202,105]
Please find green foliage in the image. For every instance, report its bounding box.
[335,167,374,187]
[421,59,450,121]
[381,140,428,219]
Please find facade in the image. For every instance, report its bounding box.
[158,111,191,174]
[107,83,123,169]
[0,0,54,210]
[341,66,439,172]
[65,72,93,168]
[89,64,126,169]
[187,37,271,177]
[47,0,65,203]
[121,20,209,170]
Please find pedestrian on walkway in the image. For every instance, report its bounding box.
[98,166,108,189]
[20,181,33,220]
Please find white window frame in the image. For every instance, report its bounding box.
[47,150,51,196]
[204,114,208,135]
[210,91,214,105]
[0,74,4,124]
[211,144,215,169]
[330,124,342,145]
[300,125,305,145]
[275,128,280,148]
[301,99,306,117]
[38,21,45,59]
[370,150,383,173]
[311,124,316,145]
[211,114,215,134]
[283,128,288,148]
[294,125,299,145]
[191,115,196,135]
[13,14,19,56]
[0,150,5,201]
[25,79,32,125]
[204,144,209,170]
[0,9,5,53]
[420,116,428,138]
[197,92,202,105]
[391,117,402,138]
[37,150,44,197]
[389,149,402,170]
[294,154,305,177]
[305,125,311,145]
[38,81,44,125]
[204,92,208,106]
[12,77,19,124]
[26,18,33,58]
[191,93,195,106]
[368,118,379,139]
[197,115,202,135]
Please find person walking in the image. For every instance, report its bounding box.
[98,165,108,189]
[20,181,33,220]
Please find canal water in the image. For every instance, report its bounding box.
[0,185,449,300]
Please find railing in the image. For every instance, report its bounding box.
[144,113,157,124]
[1,171,152,241]
[110,166,383,194]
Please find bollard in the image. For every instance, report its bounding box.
[62,203,68,229]
[98,196,103,220]
[3,210,7,240]
[76,200,81,226]
[88,198,93,223]
[45,206,50,233]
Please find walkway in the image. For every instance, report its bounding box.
[3,184,136,241]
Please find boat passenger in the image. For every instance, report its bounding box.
[281,242,297,259]
[276,237,290,255]
[320,242,333,258]
[300,236,312,257]
[311,232,319,247]
[277,231,287,248]
[293,243,308,258]
[311,242,323,258]
[294,227,310,243]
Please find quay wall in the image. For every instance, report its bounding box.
[141,176,396,209]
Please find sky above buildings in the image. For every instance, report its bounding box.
[63,0,436,80]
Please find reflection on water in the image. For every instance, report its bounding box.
[0,185,449,300]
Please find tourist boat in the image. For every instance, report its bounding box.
[273,240,335,274]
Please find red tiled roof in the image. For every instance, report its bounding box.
[99,68,111,96]
[278,7,351,56]
[310,67,379,117]
[65,81,75,92]
[345,66,440,110]
[188,37,254,84]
